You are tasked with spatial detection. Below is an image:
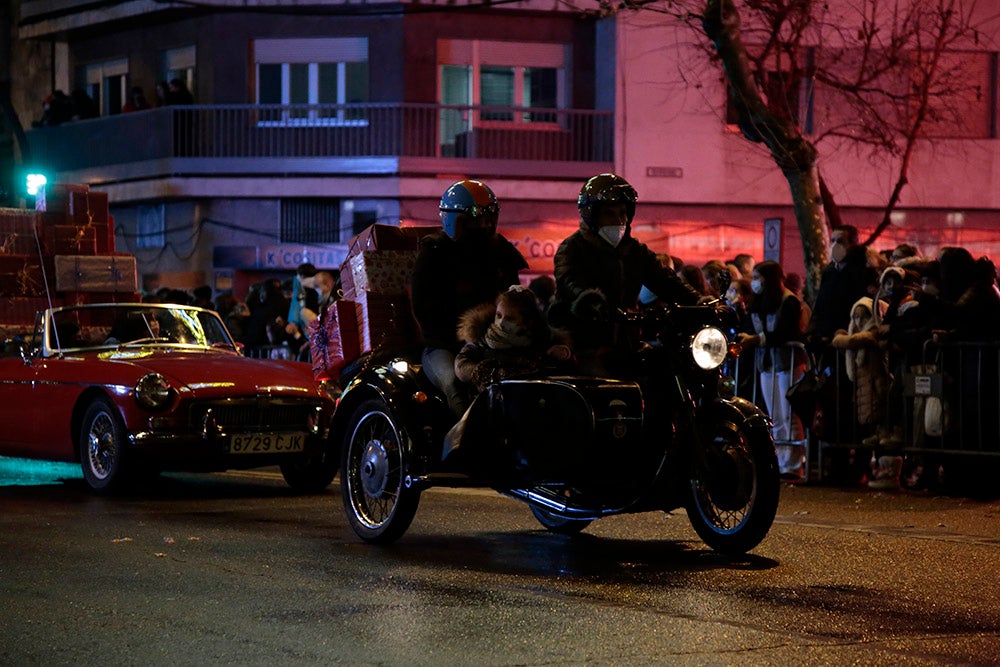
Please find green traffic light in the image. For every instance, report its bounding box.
[26,173,47,196]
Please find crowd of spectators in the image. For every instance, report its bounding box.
[655,232,1000,493]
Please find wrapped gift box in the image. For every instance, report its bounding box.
[0,255,47,297]
[1,297,49,324]
[44,225,98,255]
[343,250,418,300]
[307,300,360,380]
[54,254,138,293]
[0,208,38,234]
[37,183,91,225]
[0,233,37,255]
[346,224,415,256]
[354,291,420,354]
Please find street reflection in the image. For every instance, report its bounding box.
[0,456,81,486]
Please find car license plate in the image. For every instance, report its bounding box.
[228,433,306,454]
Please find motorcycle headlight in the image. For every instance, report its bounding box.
[135,373,174,410]
[691,327,728,370]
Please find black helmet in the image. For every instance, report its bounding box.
[578,173,637,230]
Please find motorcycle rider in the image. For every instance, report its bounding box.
[411,179,528,416]
[551,173,703,374]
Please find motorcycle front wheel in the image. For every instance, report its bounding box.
[341,399,420,544]
[685,418,780,556]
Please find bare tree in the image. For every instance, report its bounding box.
[594,0,987,299]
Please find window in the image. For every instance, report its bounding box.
[255,38,369,126]
[281,199,340,244]
[161,45,197,101]
[439,39,567,125]
[136,204,165,249]
[79,59,128,116]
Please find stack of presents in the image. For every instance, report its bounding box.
[309,224,437,381]
[0,183,139,335]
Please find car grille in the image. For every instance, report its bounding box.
[189,399,320,432]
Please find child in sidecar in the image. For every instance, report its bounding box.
[444,285,572,459]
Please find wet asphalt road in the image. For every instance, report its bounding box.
[1,460,999,666]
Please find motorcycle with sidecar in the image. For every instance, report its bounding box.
[330,301,780,555]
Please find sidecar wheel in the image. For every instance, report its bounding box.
[530,506,592,535]
[685,420,779,556]
[340,399,420,544]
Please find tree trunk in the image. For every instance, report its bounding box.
[786,164,828,305]
[702,0,829,301]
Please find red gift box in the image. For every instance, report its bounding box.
[354,291,420,354]
[345,224,416,257]
[1,297,49,323]
[0,255,48,297]
[44,225,98,255]
[0,233,38,255]
[308,300,361,380]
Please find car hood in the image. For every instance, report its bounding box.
[104,350,320,398]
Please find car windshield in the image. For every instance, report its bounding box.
[44,304,235,354]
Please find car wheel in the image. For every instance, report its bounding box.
[79,397,132,494]
[279,445,339,494]
[340,399,419,544]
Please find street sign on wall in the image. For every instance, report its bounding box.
[764,218,782,263]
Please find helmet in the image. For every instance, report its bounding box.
[577,173,637,230]
[439,179,500,239]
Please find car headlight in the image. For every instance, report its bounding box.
[135,373,174,410]
[691,327,728,370]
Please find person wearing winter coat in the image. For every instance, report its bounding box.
[455,285,572,392]
[411,179,528,417]
[736,260,807,476]
[550,174,701,374]
[832,297,901,488]
[832,297,889,428]
[444,285,572,460]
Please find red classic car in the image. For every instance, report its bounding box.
[0,303,339,493]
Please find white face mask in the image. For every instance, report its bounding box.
[831,242,848,263]
[597,224,627,248]
[750,279,763,295]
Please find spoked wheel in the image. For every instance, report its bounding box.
[79,397,132,494]
[340,399,419,543]
[530,505,592,535]
[685,419,780,555]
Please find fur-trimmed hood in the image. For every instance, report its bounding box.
[456,302,499,344]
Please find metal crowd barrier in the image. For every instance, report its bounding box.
[780,339,1000,488]
[732,342,813,482]
[243,344,296,360]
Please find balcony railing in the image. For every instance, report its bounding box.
[25,103,614,183]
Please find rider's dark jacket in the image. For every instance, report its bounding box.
[411,230,528,351]
[551,222,701,350]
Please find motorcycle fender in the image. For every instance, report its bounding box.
[699,396,773,438]
[331,366,452,463]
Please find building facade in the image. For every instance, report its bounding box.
[7,0,1000,297]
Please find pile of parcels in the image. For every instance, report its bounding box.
[0,183,139,334]
[309,224,438,381]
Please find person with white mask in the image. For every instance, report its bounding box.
[551,173,702,374]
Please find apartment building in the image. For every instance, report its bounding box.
[9,0,1000,295]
